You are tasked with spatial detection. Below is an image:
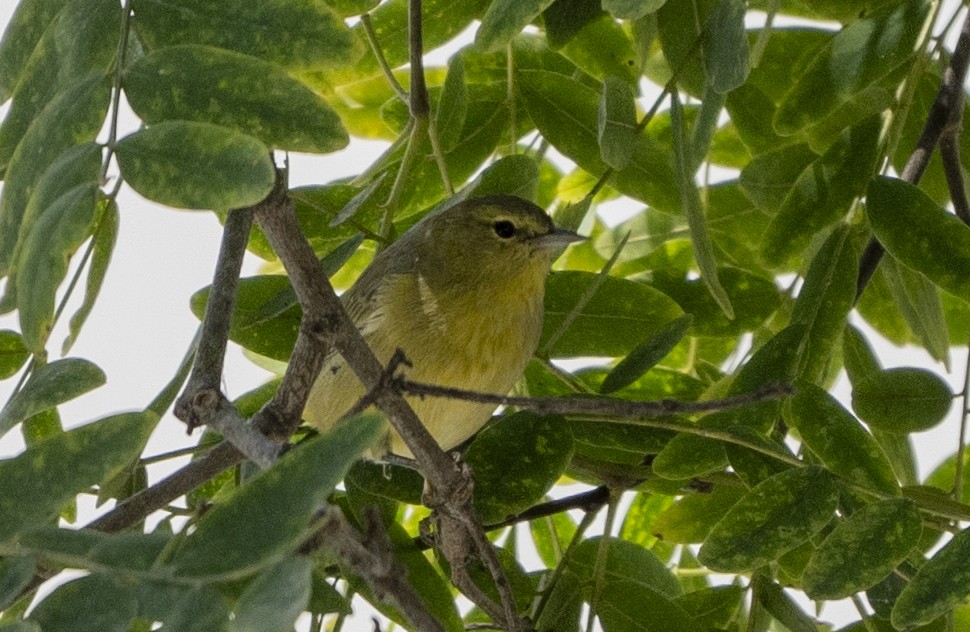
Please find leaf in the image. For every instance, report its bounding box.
[132,0,360,71]
[739,143,819,211]
[540,271,684,357]
[435,54,468,151]
[881,255,950,368]
[600,315,692,394]
[516,68,680,213]
[138,582,231,632]
[64,199,119,354]
[603,0,666,20]
[752,573,817,632]
[803,498,922,599]
[698,466,839,572]
[0,412,156,542]
[0,358,106,438]
[893,527,970,628]
[465,412,573,523]
[233,557,312,632]
[0,331,29,380]
[790,224,858,381]
[475,0,557,53]
[560,14,638,86]
[653,485,745,544]
[27,575,137,632]
[0,0,117,170]
[16,184,100,355]
[670,89,734,319]
[704,0,749,94]
[568,538,693,632]
[774,1,930,134]
[168,414,384,578]
[786,384,900,496]
[0,73,110,275]
[0,555,36,610]
[0,141,102,315]
[542,0,604,50]
[124,45,348,154]
[852,368,953,434]
[760,115,881,267]
[0,0,71,101]
[18,528,170,573]
[842,324,882,385]
[868,176,970,304]
[598,76,638,170]
[115,121,275,211]
[674,585,744,630]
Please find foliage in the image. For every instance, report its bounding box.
[1,0,970,630]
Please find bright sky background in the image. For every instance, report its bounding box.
[0,2,967,629]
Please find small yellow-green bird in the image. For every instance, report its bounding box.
[302,194,583,458]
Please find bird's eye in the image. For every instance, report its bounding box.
[493,220,516,239]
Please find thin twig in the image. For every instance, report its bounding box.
[360,13,409,103]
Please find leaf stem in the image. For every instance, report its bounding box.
[360,13,408,103]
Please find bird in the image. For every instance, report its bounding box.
[302,194,583,458]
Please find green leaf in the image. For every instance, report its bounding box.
[0,412,156,542]
[674,585,744,630]
[0,0,117,170]
[739,143,818,211]
[893,527,970,628]
[704,0,748,94]
[543,0,604,50]
[698,466,839,572]
[169,414,384,578]
[652,485,745,544]
[881,255,950,368]
[0,141,102,315]
[476,0,556,52]
[567,418,675,466]
[868,176,970,302]
[28,575,137,632]
[790,224,858,381]
[670,89,734,319]
[18,528,170,573]
[64,199,119,354]
[752,573,817,632]
[600,315,692,394]
[851,367,953,434]
[0,0,71,101]
[0,358,106,437]
[540,271,684,357]
[466,412,573,523]
[0,331,29,380]
[0,73,110,275]
[234,557,312,632]
[786,384,900,497]
[16,184,100,355]
[598,76,638,170]
[568,537,693,632]
[125,45,348,154]
[774,1,930,135]
[138,583,230,632]
[435,53,468,151]
[132,0,360,71]
[115,121,275,211]
[760,115,881,267]
[603,0,666,20]
[0,555,36,610]
[803,498,921,599]
[651,267,780,337]
[516,68,680,213]
[560,14,638,86]
[842,324,882,385]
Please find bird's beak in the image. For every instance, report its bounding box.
[534,227,586,252]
